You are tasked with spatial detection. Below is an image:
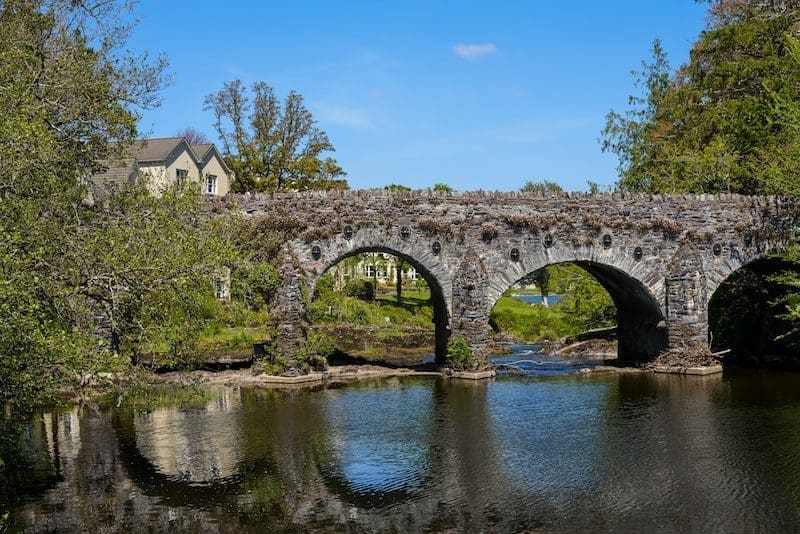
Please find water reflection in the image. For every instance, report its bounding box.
[318,378,438,504]
[133,388,243,483]
[6,368,800,532]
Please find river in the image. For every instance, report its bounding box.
[4,351,800,532]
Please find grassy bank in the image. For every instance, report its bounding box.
[490,265,616,342]
[140,301,273,369]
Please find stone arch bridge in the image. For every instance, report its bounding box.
[227,190,797,365]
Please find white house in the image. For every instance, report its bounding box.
[88,137,232,200]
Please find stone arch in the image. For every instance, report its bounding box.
[704,243,785,304]
[288,228,454,361]
[485,246,668,362]
[704,244,791,351]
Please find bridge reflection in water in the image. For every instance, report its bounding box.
[9,369,800,532]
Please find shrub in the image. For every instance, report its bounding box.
[232,261,281,310]
[263,354,290,375]
[295,331,337,371]
[344,278,375,301]
[446,336,473,369]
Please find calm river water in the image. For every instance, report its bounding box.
[5,353,800,532]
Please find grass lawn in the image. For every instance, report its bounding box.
[490,294,569,342]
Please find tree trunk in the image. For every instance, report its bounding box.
[541,292,549,308]
[396,263,403,304]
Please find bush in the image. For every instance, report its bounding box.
[263,354,290,375]
[446,336,473,369]
[343,278,375,301]
[232,261,281,310]
[294,331,337,372]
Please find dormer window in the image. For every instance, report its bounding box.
[176,168,188,186]
[205,174,217,195]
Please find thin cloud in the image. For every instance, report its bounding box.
[318,105,372,128]
[452,43,497,60]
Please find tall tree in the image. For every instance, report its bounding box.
[602,4,800,195]
[395,259,410,304]
[602,0,800,355]
[204,80,347,192]
[533,268,551,308]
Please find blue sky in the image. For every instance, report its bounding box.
[128,1,708,191]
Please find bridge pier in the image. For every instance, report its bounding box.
[274,250,307,369]
[665,271,711,355]
[450,250,492,364]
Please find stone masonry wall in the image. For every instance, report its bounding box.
[212,190,798,365]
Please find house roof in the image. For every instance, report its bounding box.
[131,137,188,163]
[190,143,214,160]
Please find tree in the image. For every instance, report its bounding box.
[600,39,671,192]
[532,268,551,307]
[601,5,800,195]
[433,183,453,192]
[62,184,236,358]
[521,180,563,194]
[204,80,347,193]
[395,259,410,304]
[176,127,210,144]
[0,0,167,420]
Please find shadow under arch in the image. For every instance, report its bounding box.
[492,260,668,362]
[707,254,796,360]
[310,245,451,362]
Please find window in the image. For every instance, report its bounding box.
[408,268,418,281]
[214,279,230,300]
[206,174,217,195]
[365,265,375,278]
[176,168,188,186]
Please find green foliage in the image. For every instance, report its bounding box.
[67,184,237,359]
[231,208,305,264]
[263,355,290,376]
[491,264,616,341]
[433,183,453,192]
[602,0,800,354]
[310,279,433,328]
[710,257,800,356]
[0,0,167,423]
[520,180,563,194]
[602,6,800,195]
[343,278,375,302]
[491,296,571,341]
[384,184,411,191]
[232,262,281,310]
[204,80,347,193]
[446,337,473,370]
[294,331,336,372]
